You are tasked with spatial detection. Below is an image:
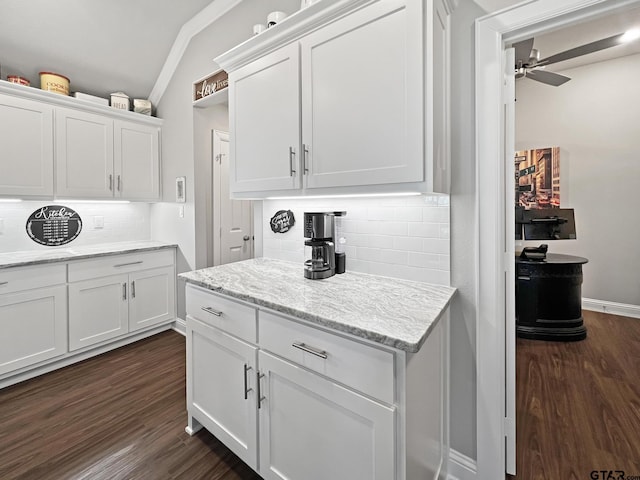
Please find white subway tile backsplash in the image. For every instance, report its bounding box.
[262,194,451,286]
[368,235,395,249]
[408,251,440,269]
[0,201,151,252]
[408,222,440,238]
[422,238,449,255]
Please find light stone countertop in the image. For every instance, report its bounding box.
[179,258,456,353]
[0,241,177,269]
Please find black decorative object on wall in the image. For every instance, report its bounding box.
[270,210,295,233]
[26,205,82,246]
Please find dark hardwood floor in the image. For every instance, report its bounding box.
[0,330,261,480]
[2,311,638,479]
[510,310,640,480]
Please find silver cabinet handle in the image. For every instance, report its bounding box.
[114,261,143,268]
[122,282,127,300]
[131,280,136,298]
[243,364,253,400]
[289,146,296,176]
[292,342,328,359]
[257,372,266,409]
[117,175,121,192]
[0,281,8,286]
[303,143,309,174]
[109,174,113,191]
[201,306,222,317]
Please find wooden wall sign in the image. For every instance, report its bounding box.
[26,205,82,246]
[270,210,295,233]
[193,70,229,102]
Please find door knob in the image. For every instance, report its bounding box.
[243,235,250,241]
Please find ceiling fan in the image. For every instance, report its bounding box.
[513,32,631,86]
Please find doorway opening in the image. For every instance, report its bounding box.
[211,130,254,266]
[475,0,640,478]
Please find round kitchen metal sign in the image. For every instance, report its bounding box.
[26,205,82,246]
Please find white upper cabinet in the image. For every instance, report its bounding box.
[0,94,54,198]
[114,120,160,200]
[216,0,452,198]
[230,44,301,193]
[56,107,115,199]
[0,81,162,201]
[301,0,423,189]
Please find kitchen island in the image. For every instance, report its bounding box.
[179,258,455,480]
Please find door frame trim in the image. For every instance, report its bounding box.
[474,0,639,477]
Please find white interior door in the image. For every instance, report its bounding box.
[504,46,516,476]
[213,130,253,265]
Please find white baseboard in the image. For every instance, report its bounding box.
[172,317,186,336]
[582,298,640,319]
[447,449,477,480]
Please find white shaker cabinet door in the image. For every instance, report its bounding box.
[229,43,301,193]
[128,266,175,332]
[114,120,160,201]
[187,318,258,470]
[301,0,424,189]
[68,274,129,351]
[258,351,395,480]
[0,285,67,375]
[55,107,115,199]
[0,94,54,197]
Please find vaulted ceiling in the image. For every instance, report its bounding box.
[0,0,214,101]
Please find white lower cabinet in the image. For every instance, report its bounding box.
[257,350,395,480]
[68,274,129,350]
[0,284,67,376]
[184,284,445,480]
[187,317,258,469]
[68,252,176,351]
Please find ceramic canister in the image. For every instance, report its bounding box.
[40,72,70,95]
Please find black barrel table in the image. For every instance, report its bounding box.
[515,253,588,341]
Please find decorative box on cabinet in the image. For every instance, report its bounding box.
[68,250,175,351]
[0,264,67,376]
[216,0,452,198]
[0,94,54,198]
[185,283,449,480]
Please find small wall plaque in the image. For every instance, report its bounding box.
[270,210,295,233]
[26,205,82,246]
[193,70,229,102]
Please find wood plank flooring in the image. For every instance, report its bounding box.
[510,310,640,480]
[2,311,638,479]
[0,330,261,480]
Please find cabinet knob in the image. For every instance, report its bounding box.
[243,235,250,241]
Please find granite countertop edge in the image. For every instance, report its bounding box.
[0,241,178,269]
[179,270,456,353]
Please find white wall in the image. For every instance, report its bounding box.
[516,53,640,307]
[262,195,450,285]
[0,201,150,252]
[151,0,300,317]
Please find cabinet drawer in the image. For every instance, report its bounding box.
[0,263,66,295]
[186,285,257,343]
[259,311,395,404]
[68,249,174,282]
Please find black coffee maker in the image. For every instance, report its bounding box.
[303,211,346,279]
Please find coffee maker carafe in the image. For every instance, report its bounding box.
[303,211,346,279]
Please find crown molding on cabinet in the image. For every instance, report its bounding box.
[148,0,242,106]
[0,81,163,126]
[214,0,375,72]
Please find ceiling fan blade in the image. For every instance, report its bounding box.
[526,69,571,86]
[513,38,535,64]
[537,33,624,66]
